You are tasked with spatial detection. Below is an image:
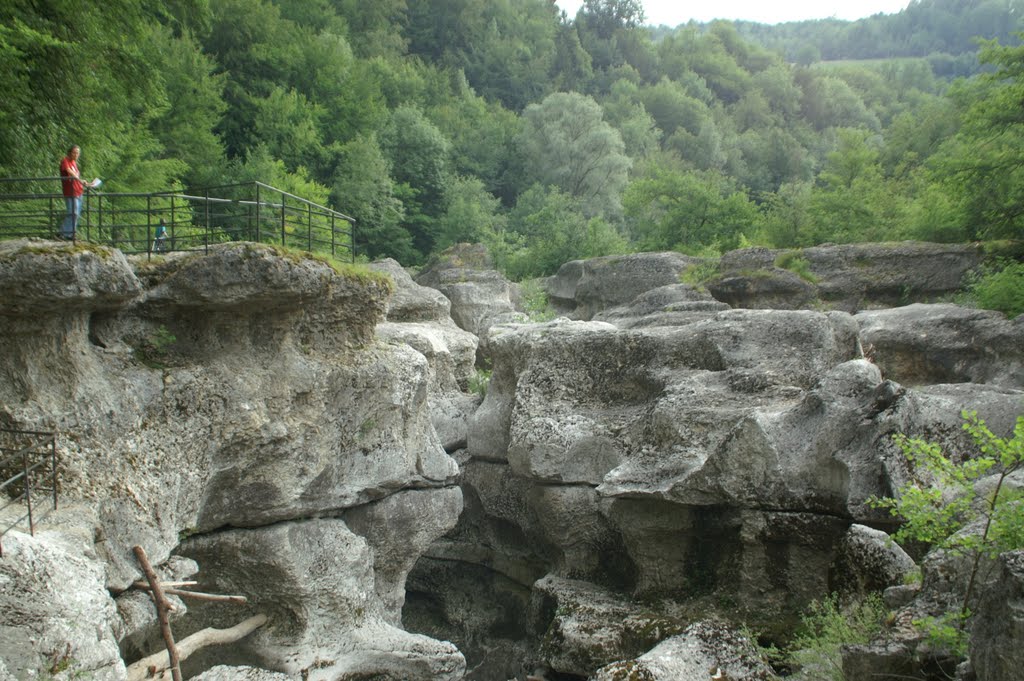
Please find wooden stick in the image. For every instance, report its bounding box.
[133,546,182,681]
[133,582,248,604]
[125,614,268,681]
[133,580,199,589]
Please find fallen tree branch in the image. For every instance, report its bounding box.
[126,614,269,681]
[133,582,248,604]
[133,546,181,681]
[133,581,198,589]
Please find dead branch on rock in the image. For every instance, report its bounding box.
[125,614,268,681]
[133,545,182,681]
[133,581,248,604]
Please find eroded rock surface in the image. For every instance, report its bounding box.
[716,242,983,312]
[856,303,1024,388]
[545,251,706,320]
[0,240,463,680]
[370,258,481,452]
[415,243,526,343]
[407,290,1023,678]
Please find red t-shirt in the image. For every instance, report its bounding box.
[60,156,83,198]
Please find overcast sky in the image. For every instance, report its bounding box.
[555,0,911,26]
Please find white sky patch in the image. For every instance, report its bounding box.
[554,0,911,26]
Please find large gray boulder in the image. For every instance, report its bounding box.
[831,524,916,597]
[180,518,466,680]
[371,258,481,451]
[531,575,688,677]
[972,550,1024,681]
[592,621,775,681]
[0,242,465,680]
[707,266,818,310]
[545,251,706,320]
[593,283,730,328]
[0,238,141,314]
[855,303,1024,388]
[415,243,526,342]
[718,242,983,312]
[0,528,124,681]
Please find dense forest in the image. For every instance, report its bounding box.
[1,0,1022,304]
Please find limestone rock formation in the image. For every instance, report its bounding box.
[856,303,1024,388]
[370,258,481,451]
[0,528,124,680]
[415,243,526,343]
[545,251,707,320]
[411,289,1023,676]
[192,666,292,681]
[707,266,819,311]
[593,283,730,328]
[0,240,464,680]
[179,518,466,680]
[592,620,775,681]
[831,524,916,597]
[717,242,983,312]
[971,549,1024,681]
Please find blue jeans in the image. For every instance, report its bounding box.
[62,196,81,238]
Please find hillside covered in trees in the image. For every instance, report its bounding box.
[1,0,1022,302]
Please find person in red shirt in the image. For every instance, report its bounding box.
[59,145,93,240]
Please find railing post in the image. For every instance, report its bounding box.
[205,188,211,252]
[280,192,286,248]
[307,202,312,251]
[331,214,336,257]
[49,434,58,511]
[255,184,261,243]
[23,447,34,537]
[147,195,153,259]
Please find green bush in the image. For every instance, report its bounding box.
[787,593,887,681]
[870,411,1024,654]
[469,369,492,397]
[969,262,1024,318]
[775,250,819,283]
[519,279,556,322]
[679,261,720,289]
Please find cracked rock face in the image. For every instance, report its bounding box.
[407,280,1023,677]
[370,258,481,452]
[0,241,464,680]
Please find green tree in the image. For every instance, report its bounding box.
[502,184,625,279]
[379,105,452,258]
[623,159,759,253]
[148,27,227,188]
[253,86,324,172]
[925,38,1024,240]
[436,176,506,250]
[0,1,177,190]
[330,134,413,263]
[872,411,1024,654]
[519,92,631,216]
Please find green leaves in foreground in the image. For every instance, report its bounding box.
[787,593,886,681]
[869,410,1024,654]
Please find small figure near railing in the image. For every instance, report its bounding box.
[154,218,168,253]
[0,429,59,557]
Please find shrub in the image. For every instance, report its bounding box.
[469,369,492,397]
[787,593,887,681]
[519,279,556,322]
[775,250,819,283]
[870,411,1024,654]
[969,262,1024,319]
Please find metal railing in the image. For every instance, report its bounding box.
[0,179,355,261]
[0,429,58,557]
